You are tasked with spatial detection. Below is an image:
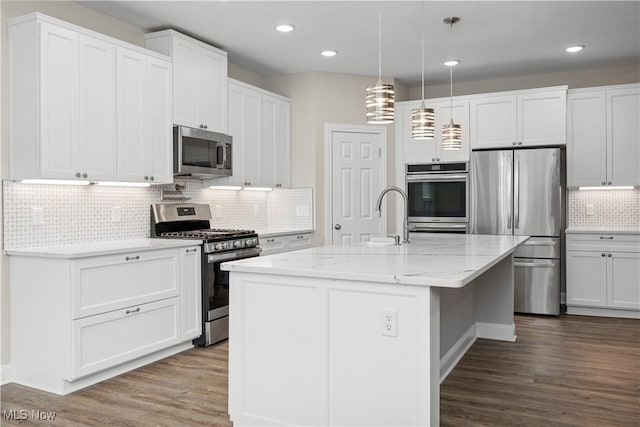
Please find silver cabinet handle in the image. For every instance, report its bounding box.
[125,307,141,315]
[599,236,614,240]
[150,176,154,181]
[266,238,275,243]
[125,255,140,261]
[512,141,516,146]
[82,173,87,178]
[602,181,606,185]
[607,181,612,185]
[297,235,304,239]
[334,224,342,230]
[144,176,149,181]
[204,124,208,129]
[199,124,204,128]
[608,253,612,257]
[185,248,198,253]
[601,253,606,257]
[75,172,81,178]
[518,141,523,145]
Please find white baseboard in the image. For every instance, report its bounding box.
[476,321,517,342]
[1,363,15,386]
[440,324,477,384]
[567,306,640,319]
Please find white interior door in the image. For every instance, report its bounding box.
[328,127,386,245]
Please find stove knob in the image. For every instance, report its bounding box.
[214,243,223,251]
[245,238,254,247]
[234,240,243,248]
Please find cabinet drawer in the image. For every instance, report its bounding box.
[260,236,287,256]
[566,233,640,252]
[72,248,180,319]
[70,297,180,379]
[286,233,313,250]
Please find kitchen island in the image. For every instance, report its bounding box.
[223,233,529,426]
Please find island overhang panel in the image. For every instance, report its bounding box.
[223,234,528,426]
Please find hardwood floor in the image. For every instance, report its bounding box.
[1,315,638,426]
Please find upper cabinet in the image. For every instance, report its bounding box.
[145,30,228,134]
[567,84,639,188]
[470,87,567,149]
[396,98,470,165]
[8,13,173,184]
[213,79,291,188]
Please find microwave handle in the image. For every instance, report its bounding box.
[219,142,232,169]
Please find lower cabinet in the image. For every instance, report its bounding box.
[260,232,314,256]
[10,245,201,395]
[566,233,640,318]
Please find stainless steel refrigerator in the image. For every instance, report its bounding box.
[470,148,564,315]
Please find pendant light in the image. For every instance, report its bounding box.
[411,2,435,139]
[366,7,394,124]
[442,16,462,150]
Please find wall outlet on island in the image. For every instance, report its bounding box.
[381,308,398,337]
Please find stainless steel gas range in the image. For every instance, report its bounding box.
[151,203,261,346]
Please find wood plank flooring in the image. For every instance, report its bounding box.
[1,315,638,426]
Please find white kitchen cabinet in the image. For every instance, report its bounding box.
[8,13,172,184]
[116,47,173,184]
[397,98,470,165]
[8,17,117,181]
[470,87,567,149]
[144,30,228,134]
[567,84,640,187]
[213,79,291,188]
[262,95,291,188]
[10,244,201,395]
[566,232,640,318]
[260,231,314,256]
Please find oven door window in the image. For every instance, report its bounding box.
[407,180,467,218]
[208,262,228,317]
[182,136,217,168]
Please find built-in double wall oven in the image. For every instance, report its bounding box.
[406,162,469,234]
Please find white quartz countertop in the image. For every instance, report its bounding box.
[222,234,529,288]
[256,228,315,238]
[5,238,202,259]
[565,228,640,235]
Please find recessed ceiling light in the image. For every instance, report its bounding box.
[321,50,337,57]
[566,45,585,53]
[275,24,295,33]
[444,59,460,67]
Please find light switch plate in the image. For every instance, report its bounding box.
[586,203,594,216]
[111,206,122,223]
[31,207,43,225]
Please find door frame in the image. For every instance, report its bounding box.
[324,123,388,245]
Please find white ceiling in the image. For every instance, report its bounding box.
[77,1,640,86]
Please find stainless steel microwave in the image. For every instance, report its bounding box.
[174,125,232,179]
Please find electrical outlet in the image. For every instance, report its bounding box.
[31,207,43,226]
[111,206,122,223]
[586,203,594,216]
[381,308,398,337]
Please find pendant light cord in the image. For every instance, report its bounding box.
[449,20,454,119]
[378,7,382,81]
[420,1,425,102]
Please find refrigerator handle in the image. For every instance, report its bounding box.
[506,152,512,229]
[514,154,520,230]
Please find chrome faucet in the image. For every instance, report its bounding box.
[375,186,410,244]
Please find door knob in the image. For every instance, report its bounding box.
[334,224,342,230]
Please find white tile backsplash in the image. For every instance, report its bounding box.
[3,181,313,249]
[567,188,640,230]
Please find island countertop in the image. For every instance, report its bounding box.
[223,233,529,288]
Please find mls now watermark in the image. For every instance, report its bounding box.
[3,409,57,421]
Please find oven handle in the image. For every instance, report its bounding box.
[410,223,468,231]
[207,247,262,263]
[406,174,468,182]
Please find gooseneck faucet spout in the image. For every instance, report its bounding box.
[375,186,410,244]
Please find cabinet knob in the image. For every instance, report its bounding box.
[150,176,154,181]
[601,253,606,257]
[436,158,440,161]
[512,142,517,146]
[602,181,606,185]
[144,176,149,181]
[75,172,81,178]
[607,181,612,185]
[82,172,87,178]
[276,184,282,188]
[607,253,612,257]
[204,124,208,129]
[518,141,523,145]
[199,124,204,128]
[432,158,436,161]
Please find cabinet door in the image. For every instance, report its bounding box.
[78,35,116,182]
[402,102,437,164]
[39,23,81,179]
[470,95,517,149]
[608,252,640,309]
[199,48,228,133]
[180,247,202,341]
[566,251,607,307]
[116,47,147,182]
[262,96,291,187]
[607,87,640,186]
[518,90,566,146]
[567,91,606,187]
[147,57,173,184]
[70,297,180,380]
[172,38,200,128]
[434,99,470,162]
[286,233,314,251]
